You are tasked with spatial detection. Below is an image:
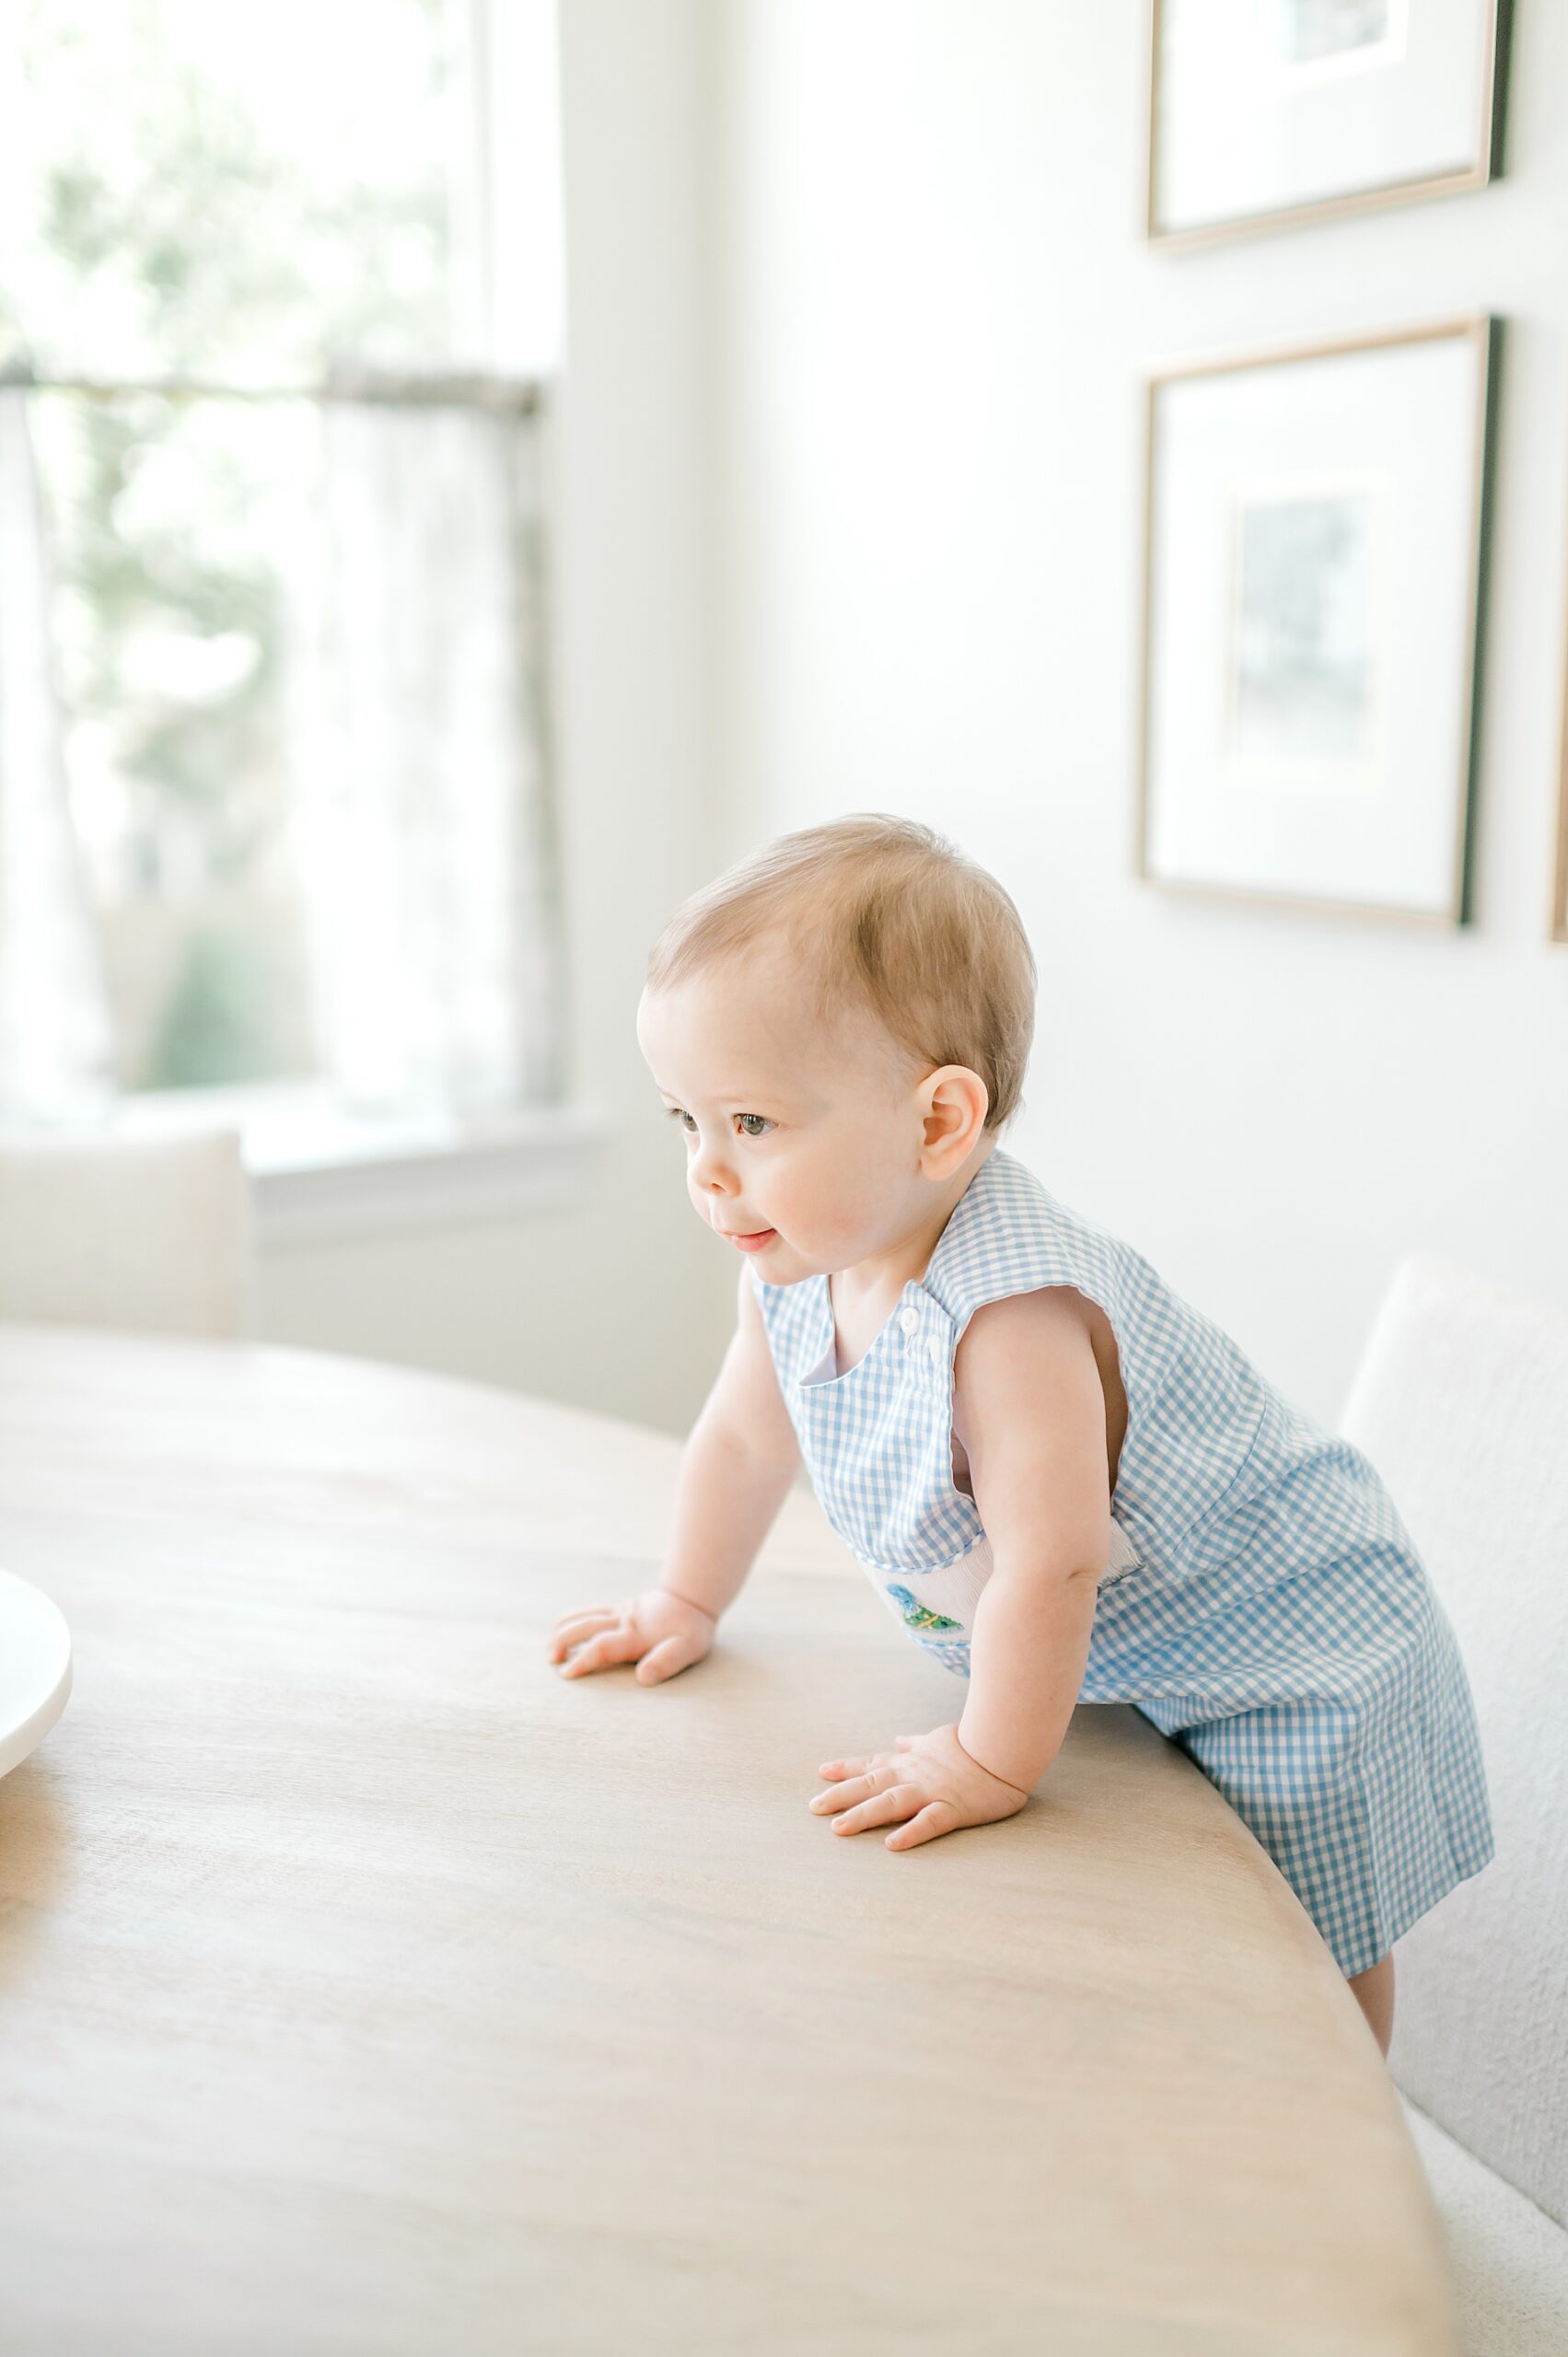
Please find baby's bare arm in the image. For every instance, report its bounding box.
[655,1406,800,1622]
[656,1263,800,1620]
[549,1266,799,1678]
[954,1288,1111,1793]
[959,1569,1100,1794]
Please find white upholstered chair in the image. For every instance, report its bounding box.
[1337,1256,1568,2354]
[0,1129,252,1339]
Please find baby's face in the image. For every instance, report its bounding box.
[636,961,981,1284]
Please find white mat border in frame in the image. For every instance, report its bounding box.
[1133,313,1499,927]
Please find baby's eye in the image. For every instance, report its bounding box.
[663,1108,773,1139]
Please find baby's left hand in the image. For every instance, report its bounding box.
[808,1723,1029,1850]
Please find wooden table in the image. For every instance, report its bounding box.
[0,1326,1458,2355]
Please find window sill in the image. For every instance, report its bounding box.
[101,1080,616,1247]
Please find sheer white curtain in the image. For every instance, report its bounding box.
[0,380,564,1127]
[286,389,565,1120]
[0,386,115,1123]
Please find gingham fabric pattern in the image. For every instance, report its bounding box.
[750,1145,1494,1980]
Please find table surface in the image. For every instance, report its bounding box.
[0,1324,1458,2356]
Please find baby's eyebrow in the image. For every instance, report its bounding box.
[655,1078,763,1098]
[655,1082,794,1109]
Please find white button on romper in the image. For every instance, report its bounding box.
[749,1145,1495,1981]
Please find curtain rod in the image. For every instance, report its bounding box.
[0,367,543,416]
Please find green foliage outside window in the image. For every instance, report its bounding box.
[0,0,464,1090]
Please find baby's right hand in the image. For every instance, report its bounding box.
[548,1586,715,1686]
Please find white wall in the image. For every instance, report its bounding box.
[257,0,731,1435]
[713,0,1568,1423]
[255,1,1568,1440]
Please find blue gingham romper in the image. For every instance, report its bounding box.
[750,1144,1494,1980]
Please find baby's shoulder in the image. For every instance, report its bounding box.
[952,1285,1130,1485]
[953,1284,1121,1414]
[953,1283,1100,1365]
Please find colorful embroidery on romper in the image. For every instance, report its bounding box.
[886,1583,964,1636]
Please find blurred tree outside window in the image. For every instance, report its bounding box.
[0,0,564,1120]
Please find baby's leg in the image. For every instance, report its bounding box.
[1347,1954,1395,2057]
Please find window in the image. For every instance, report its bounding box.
[0,0,566,1144]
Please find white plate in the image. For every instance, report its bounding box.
[0,1568,73,1780]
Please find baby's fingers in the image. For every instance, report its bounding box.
[635,1635,696,1685]
[825,1782,923,1836]
[557,1621,642,1678]
[885,1800,958,1851]
[548,1606,615,1660]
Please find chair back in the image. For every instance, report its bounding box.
[1338,1254,1568,2229]
[0,1129,251,1338]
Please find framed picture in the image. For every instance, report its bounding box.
[1147,0,1513,247]
[1136,316,1499,925]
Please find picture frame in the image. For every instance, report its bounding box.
[1147,0,1514,250]
[1135,315,1500,926]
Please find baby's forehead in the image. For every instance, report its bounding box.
[640,976,899,1104]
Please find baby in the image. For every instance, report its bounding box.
[548,814,1494,2059]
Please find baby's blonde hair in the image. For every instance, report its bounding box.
[645,814,1037,1132]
